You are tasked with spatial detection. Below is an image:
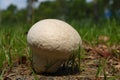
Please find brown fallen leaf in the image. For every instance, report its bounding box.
[114,64,120,69]
[95,48,110,58]
[95,44,111,58]
[98,35,109,42]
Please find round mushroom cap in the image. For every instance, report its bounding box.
[27,19,82,73]
[27,19,82,53]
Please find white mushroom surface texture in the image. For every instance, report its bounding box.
[27,19,82,73]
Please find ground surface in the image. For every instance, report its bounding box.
[2,42,120,80]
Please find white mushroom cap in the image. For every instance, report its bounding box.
[27,19,82,73]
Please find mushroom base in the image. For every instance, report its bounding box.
[32,49,70,73]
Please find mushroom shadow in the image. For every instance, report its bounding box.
[40,66,80,76]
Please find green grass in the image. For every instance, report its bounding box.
[70,19,120,46]
[0,24,29,68]
[0,19,120,79]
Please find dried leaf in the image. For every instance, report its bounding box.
[95,44,111,58]
[98,35,109,42]
[114,64,120,69]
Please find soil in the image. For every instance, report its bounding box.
[2,42,120,80]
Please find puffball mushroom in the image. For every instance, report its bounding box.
[27,19,82,73]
